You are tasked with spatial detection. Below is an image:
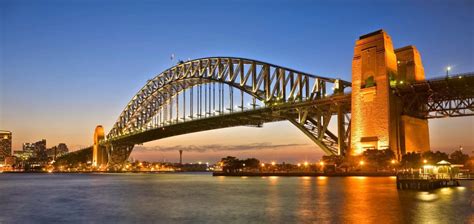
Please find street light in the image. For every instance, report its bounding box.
[319,161,325,166]
[359,160,365,165]
[391,159,396,164]
[446,66,451,76]
[260,163,265,167]
[423,159,428,164]
[271,161,276,166]
[304,161,309,167]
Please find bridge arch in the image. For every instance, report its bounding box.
[104,57,352,167]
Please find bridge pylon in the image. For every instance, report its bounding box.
[350,30,430,159]
[93,125,107,167]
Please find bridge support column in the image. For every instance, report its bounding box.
[350,30,430,158]
[337,105,346,156]
[350,30,399,155]
[106,144,134,171]
[93,125,107,168]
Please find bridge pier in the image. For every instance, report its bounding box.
[93,125,107,168]
[106,144,134,171]
[350,30,430,158]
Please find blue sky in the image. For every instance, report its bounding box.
[1,0,473,162]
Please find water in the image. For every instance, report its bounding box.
[0,173,472,223]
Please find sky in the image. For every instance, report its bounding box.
[1,0,473,163]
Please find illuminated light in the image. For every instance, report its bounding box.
[302,176,311,180]
[319,161,324,166]
[359,160,365,165]
[48,170,53,173]
[269,176,279,179]
[198,161,202,165]
[317,176,327,180]
[397,60,400,64]
[416,192,438,202]
[260,163,265,167]
[391,160,396,164]
[389,176,397,179]
[241,176,248,179]
[458,76,462,79]
[447,66,451,71]
[304,161,309,167]
[400,80,404,84]
[297,163,301,167]
[423,165,434,169]
[423,159,427,164]
[271,161,276,166]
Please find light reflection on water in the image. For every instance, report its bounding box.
[0,173,472,223]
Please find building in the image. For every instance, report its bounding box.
[46,143,69,160]
[0,130,12,163]
[22,139,47,163]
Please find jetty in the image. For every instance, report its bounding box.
[396,173,461,190]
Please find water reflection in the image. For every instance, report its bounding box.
[0,174,471,223]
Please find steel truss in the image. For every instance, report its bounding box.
[393,73,474,119]
[105,57,352,162]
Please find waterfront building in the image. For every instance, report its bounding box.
[0,130,12,163]
[21,139,48,164]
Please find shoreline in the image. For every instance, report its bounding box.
[212,172,396,177]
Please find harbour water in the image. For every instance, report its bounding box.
[0,173,472,223]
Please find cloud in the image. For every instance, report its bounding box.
[134,142,307,153]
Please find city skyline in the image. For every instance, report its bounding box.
[1,0,473,163]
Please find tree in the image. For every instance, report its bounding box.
[362,149,395,171]
[422,151,449,164]
[401,152,421,168]
[220,156,243,173]
[242,158,260,169]
[449,150,469,165]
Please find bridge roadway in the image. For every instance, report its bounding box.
[105,93,352,147]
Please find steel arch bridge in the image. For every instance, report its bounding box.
[100,57,353,167]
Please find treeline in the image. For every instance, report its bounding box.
[219,156,260,173]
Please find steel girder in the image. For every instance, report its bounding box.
[105,57,352,157]
[393,73,474,119]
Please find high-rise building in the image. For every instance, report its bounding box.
[0,130,12,163]
[22,139,47,162]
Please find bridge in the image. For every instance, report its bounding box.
[83,30,473,170]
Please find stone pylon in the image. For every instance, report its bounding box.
[350,30,430,159]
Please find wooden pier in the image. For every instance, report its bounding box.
[396,174,461,190]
